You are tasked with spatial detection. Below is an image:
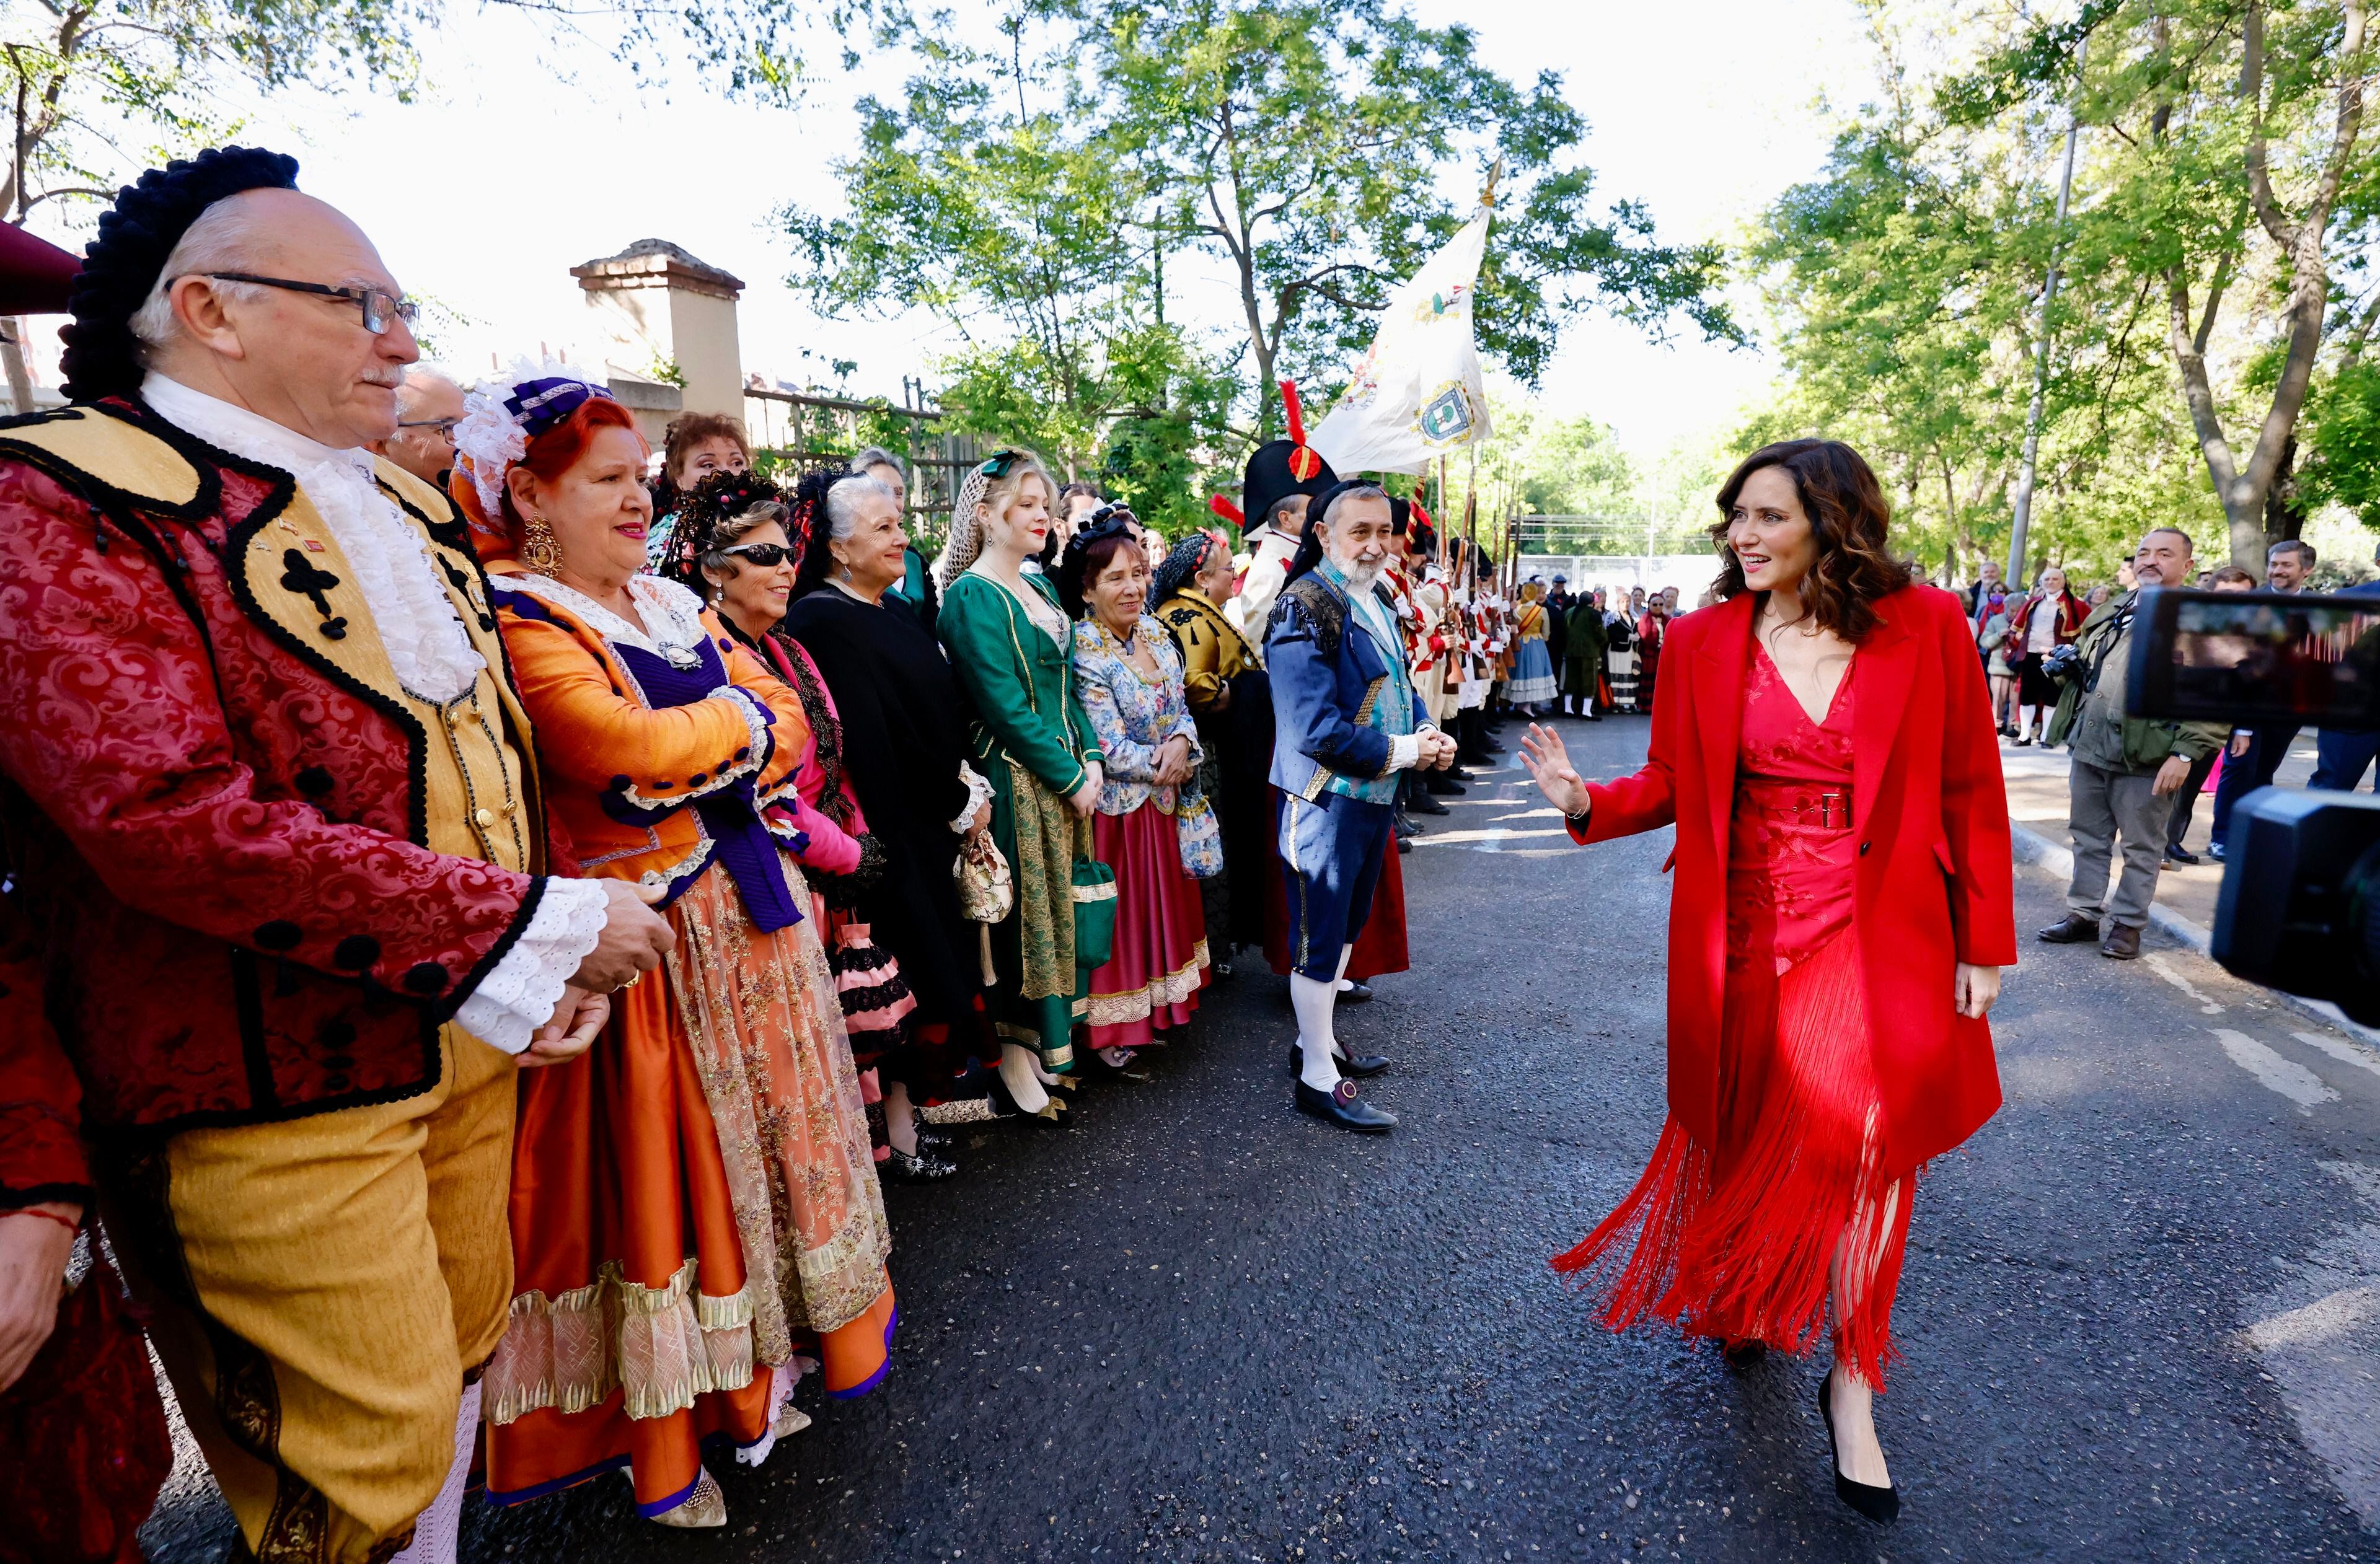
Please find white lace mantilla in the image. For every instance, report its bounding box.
[454,875,611,1055]
[503,571,712,668]
[143,374,486,703]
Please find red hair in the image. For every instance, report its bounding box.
[454,395,650,566]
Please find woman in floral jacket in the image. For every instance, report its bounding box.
[1062,512,1212,1065]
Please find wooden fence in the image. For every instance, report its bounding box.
[741,384,981,550]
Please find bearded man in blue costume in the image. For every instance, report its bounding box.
[1265,481,1457,1133]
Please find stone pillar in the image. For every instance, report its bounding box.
[570,239,744,446]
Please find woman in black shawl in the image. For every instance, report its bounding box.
[777,468,1007,1135]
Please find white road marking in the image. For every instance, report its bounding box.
[2211,1029,2340,1112]
[2146,953,2225,1015]
[1407,827,1574,848]
[2293,1030,2380,1083]
[2243,1161,2380,1528]
[2244,1286,2380,1351]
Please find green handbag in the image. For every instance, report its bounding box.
[1071,856,1117,969]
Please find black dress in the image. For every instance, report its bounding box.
[784,584,987,1070]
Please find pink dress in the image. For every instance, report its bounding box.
[1556,644,1911,1386]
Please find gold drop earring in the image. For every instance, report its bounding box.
[521,509,563,574]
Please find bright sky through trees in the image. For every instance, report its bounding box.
[19,0,1870,462]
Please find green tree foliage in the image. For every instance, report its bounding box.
[782,12,1227,490]
[784,0,1737,491]
[2,0,859,229]
[1065,0,1739,435]
[1941,0,2380,570]
[1742,4,2259,586]
[1509,411,1636,516]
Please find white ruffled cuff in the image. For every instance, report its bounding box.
[950,762,994,834]
[455,876,612,1055]
[1388,732,1422,773]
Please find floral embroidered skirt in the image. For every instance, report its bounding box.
[1085,802,1209,1048]
[483,869,896,1516]
[985,756,1089,1071]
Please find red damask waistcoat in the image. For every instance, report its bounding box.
[0,399,548,1141]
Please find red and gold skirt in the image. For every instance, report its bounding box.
[1085,803,1210,1049]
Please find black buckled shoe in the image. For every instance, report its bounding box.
[1294,1078,1396,1133]
[1408,791,1451,815]
[1338,980,1373,1003]
[1286,1046,1390,1079]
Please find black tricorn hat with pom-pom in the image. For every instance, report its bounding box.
[60,146,300,403]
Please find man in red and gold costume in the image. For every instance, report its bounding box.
[0,147,671,1564]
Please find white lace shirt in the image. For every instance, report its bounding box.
[144,373,608,1055]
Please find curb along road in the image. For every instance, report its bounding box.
[2006,818,2380,1050]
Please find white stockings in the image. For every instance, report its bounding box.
[883,1080,918,1156]
[1293,944,1357,1092]
[998,1042,1050,1114]
[388,1380,478,1564]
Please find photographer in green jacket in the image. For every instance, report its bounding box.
[2037,527,2228,960]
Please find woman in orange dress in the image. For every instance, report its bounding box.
[449,371,894,1529]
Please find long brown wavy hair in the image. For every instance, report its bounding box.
[1706,439,1916,642]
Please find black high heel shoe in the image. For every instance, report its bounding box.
[1816,1374,1900,1524]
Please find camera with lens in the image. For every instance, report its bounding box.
[2040,641,2086,687]
[2127,586,2380,1024]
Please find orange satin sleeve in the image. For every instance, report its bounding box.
[708,610,813,801]
[500,610,800,797]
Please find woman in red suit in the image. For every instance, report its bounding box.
[1520,439,2013,1525]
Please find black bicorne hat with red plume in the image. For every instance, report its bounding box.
[1214,379,1338,537]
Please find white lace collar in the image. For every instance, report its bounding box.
[505,573,712,667]
[143,372,485,704]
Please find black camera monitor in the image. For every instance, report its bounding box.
[2126,587,2380,727]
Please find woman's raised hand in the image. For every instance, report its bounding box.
[1518,723,1591,819]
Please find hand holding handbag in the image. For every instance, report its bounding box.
[1175,783,1224,879]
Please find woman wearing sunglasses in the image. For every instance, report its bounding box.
[936,449,1103,1123]
[671,468,1002,1179]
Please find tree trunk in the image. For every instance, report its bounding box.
[2262,431,2306,555]
[0,320,33,415]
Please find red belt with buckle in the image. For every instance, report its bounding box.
[1739,785,1854,831]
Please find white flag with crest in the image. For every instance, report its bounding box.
[1307,201,1494,476]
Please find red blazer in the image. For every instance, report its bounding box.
[0,402,546,1141]
[1571,583,2017,1174]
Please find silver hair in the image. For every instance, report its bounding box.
[1319,482,1391,529]
[823,472,896,548]
[849,445,904,476]
[395,366,462,412]
[126,196,274,365]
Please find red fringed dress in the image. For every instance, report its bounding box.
[1555,644,1911,1386]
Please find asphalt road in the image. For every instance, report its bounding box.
[139,711,2380,1562]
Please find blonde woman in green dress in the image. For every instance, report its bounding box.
[937,450,1105,1123]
